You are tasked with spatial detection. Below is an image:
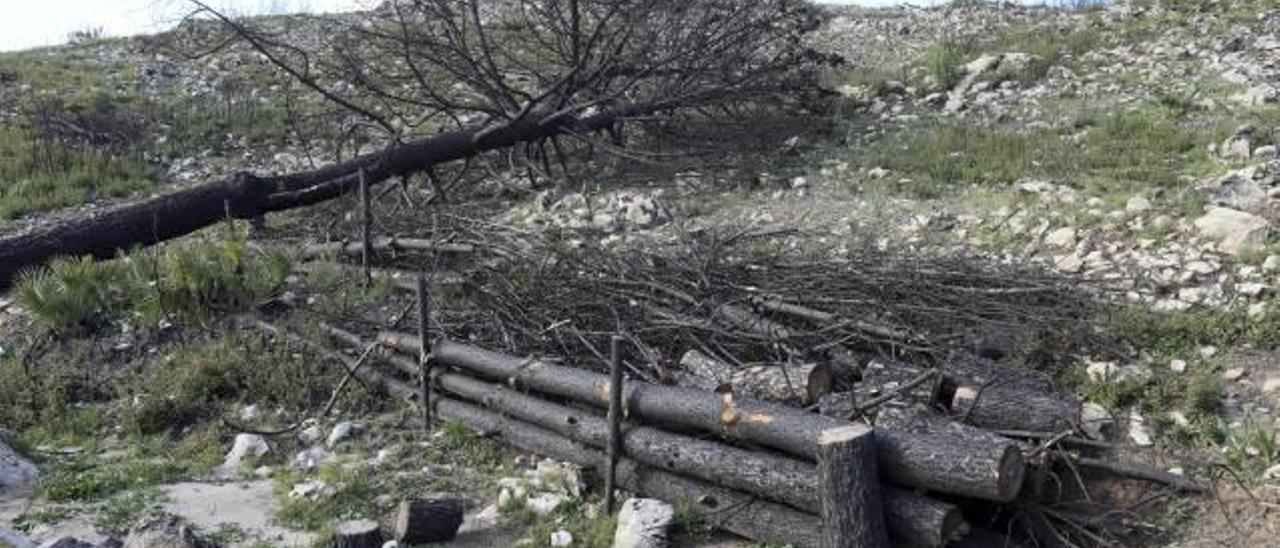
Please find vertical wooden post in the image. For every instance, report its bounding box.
[359,168,372,286]
[817,425,888,548]
[223,199,235,236]
[416,274,432,432]
[605,335,624,514]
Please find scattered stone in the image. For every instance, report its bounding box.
[1044,227,1077,249]
[220,434,270,473]
[526,492,569,516]
[1199,346,1219,359]
[1262,376,1280,393]
[1194,207,1270,255]
[289,479,335,500]
[298,423,324,446]
[1125,195,1152,214]
[1168,411,1190,428]
[1223,368,1247,382]
[1127,409,1153,447]
[550,530,573,547]
[123,517,218,548]
[1169,359,1188,373]
[327,421,365,448]
[1237,282,1269,298]
[613,498,675,548]
[1081,402,1115,440]
[1086,360,1117,382]
[1264,464,1280,481]
[1220,124,1253,160]
[1264,255,1280,272]
[293,447,330,470]
[239,405,262,422]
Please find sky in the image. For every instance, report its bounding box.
[0,0,937,52]
[0,0,372,51]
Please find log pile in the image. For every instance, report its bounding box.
[257,225,1203,547]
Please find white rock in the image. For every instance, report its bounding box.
[1126,196,1152,214]
[1238,282,1270,297]
[327,421,364,448]
[239,404,263,422]
[220,434,270,472]
[526,492,568,516]
[1263,376,1280,393]
[1086,361,1117,382]
[1200,346,1219,359]
[381,542,399,548]
[1128,409,1153,447]
[1044,227,1077,249]
[1194,207,1270,255]
[288,479,334,500]
[293,447,330,470]
[298,424,324,446]
[1223,368,1247,382]
[1081,402,1115,440]
[1264,464,1280,481]
[1264,255,1280,272]
[612,498,675,548]
[550,530,574,547]
[1168,411,1190,428]
[1170,359,1188,373]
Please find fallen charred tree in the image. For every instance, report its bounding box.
[377,332,1025,502]
[0,100,698,291]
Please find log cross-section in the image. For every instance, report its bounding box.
[816,426,889,548]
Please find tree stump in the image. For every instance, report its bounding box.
[816,425,888,548]
[334,519,383,548]
[394,497,465,544]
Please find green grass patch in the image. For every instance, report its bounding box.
[37,456,189,502]
[854,105,1220,199]
[15,229,290,334]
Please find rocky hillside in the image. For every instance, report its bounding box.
[3,1,1280,546]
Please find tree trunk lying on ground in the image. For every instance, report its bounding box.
[378,332,1025,502]
[436,395,827,548]
[0,102,664,290]
[676,349,833,405]
[431,368,964,546]
[949,383,1080,434]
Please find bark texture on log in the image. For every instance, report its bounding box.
[435,396,823,548]
[334,520,383,548]
[677,349,833,405]
[816,426,889,548]
[394,498,464,544]
[950,384,1079,434]
[875,406,1026,503]
[330,328,966,546]
[385,334,1021,503]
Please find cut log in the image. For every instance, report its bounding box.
[333,519,382,548]
[436,370,963,546]
[677,349,833,404]
[330,328,967,546]
[435,396,824,548]
[940,353,1054,393]
[950,384,1079,434]
[394,497,465,544]
[816,425,889,548]
[0,101,665,291]
[301,237,474,259]
[379,333,1020,502]
[875,405,1026,502]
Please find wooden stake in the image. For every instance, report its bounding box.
[417,274,432,431]
[359,168,372,286]
[605,335,624,514]
[816,426,888,548]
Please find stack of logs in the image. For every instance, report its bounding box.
[260,312,1100,547]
